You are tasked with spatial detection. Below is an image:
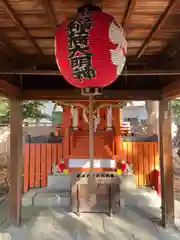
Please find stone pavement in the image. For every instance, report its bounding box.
[0,188,180,239]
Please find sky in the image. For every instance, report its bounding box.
[40,101,146,123]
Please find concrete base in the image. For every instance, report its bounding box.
[120,174,136,190]
[47,174,71,190]
[120,187,161,208]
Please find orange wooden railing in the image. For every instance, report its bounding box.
[23,141,159,193]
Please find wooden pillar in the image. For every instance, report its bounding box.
[63,107,71,167]
[9,98,23,226]
[159,99,174,227]
[112,108,121,167]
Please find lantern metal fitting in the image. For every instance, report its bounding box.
[81,87,103,96]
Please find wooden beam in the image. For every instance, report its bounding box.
[163,78,180,99]
[21,89,161,101]
[122,0,136,28]
[136,0,177,59]
[1,0,43,56]
[159,99,174,227]
[41,0,57,34]
[1,69,180,76]
[9,98,23,226]
[0,79,21,98]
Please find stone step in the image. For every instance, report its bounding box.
[33,191,71,208]
[22,188,71,208]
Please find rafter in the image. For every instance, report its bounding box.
[1,0,43,56]
[122,0,136,28]
[41,0,57,34]
[136,0,178,59]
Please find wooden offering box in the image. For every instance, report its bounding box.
[71,172,120,216]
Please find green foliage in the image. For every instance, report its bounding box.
[171,101,180,126]
[0,99,51,123]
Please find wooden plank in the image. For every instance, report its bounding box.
[149,143,155,186]
[159,99,174,227]
[47,144,52,175]
[9,98,23,226]
[23,144,30,193]
[51,144,57,165]
[132,142,139,185]
[143,142,149,186]
[155,142,160,169]
[1,0,44,56]
[0,79,20,98]
[127,142,133,164]
[35,144,41,188]
[138,143,144,186]
[136,0,178,58]
[57,144,63,165]
[99,107,106,130]
[163,78,180,100]
[0,34,18,58]
[41,144,47,187]
[41,0,56,33]
[29,144,35,188]
[122,142,128,162]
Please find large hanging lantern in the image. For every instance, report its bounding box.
[55,5,127,88]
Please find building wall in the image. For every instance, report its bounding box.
[123,105,148,121]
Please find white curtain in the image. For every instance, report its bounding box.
[107,106,112,130]
[71,107,78,129]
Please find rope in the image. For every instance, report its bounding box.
[88,94,95,194]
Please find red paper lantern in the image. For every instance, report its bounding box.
[55,6,127,88]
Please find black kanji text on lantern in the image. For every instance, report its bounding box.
[67,12,96,81]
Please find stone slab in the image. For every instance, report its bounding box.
[22,189,37,207]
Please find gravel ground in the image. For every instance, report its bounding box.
[0,164,9,197]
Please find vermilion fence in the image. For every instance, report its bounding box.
[23,141,159,193]
[121,142,159,186]
[24,143,63,193]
